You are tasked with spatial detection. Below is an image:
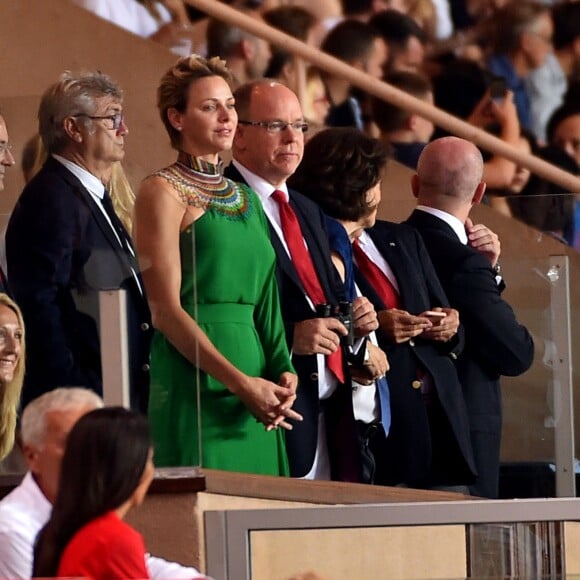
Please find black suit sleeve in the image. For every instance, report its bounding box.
[411,227,464,358]
[7,177,95,387]
[445,252,534,376]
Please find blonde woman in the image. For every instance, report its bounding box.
[0,293,25,461]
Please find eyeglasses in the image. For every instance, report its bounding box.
[238,120,309,134]
[74,112,125,131]
[0,142,13,155]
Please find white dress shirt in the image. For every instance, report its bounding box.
[356,230,434,396]
[416,205,468,244]
[53,154,123,246]
[52,154,143,294]
[0,471,206,579]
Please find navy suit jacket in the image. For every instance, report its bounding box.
[405,209,534,497]
[225,163,348,478]
[355,220,476,486]
[6,157,152,411]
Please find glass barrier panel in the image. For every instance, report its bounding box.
[491,192,579,498]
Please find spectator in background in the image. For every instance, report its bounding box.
[263,5,321,100]
[486,1,553,132]
[432,59,522,192]
[6,71,152,412]
[526,1,580,143]
[372,71,434,169]
[486,129,537,219]
[0,294,25,462]
[303,67,331,131]
[411,0,455,41]
[321,20,388,130]
[512,103,580,247]
[206,11,271,87]
[370,9,427,73]
[72,0,193,56]
[340,0,398,23]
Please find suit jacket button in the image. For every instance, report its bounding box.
[412,379,422,390]
[142,363,150,372]
[310,372,319,382]
[141,322,150,331]
[409,339,415,347]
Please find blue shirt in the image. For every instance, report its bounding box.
[487,54,532,131]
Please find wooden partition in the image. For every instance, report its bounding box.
[123,467,471,572]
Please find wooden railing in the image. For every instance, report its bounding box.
[184,0,580,194]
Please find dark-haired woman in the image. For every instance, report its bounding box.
[290,127,476,489]
[33,407,154,578]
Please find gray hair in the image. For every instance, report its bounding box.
[38,70,123,154]
[21,387,103,447]
[206,16,257,60]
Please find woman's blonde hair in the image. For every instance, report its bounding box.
[0,293,26,460]
[109,163,136,234]
[157,54,233,149]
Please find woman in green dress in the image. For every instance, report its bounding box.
[134,55,300,474]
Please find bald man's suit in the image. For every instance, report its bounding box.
[406,209,534,497]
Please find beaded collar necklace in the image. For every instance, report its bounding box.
[156,152,248,217]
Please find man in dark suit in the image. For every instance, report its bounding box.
[0,112,15,295]
[226,80,386,481]
[405,136,535,498]
[6,71,151,411]
[355,221,477,490]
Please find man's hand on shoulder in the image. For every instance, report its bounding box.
[466,218,501,267]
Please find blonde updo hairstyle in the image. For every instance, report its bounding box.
[157,54,233,150]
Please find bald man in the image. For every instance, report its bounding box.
[405,137,534,498]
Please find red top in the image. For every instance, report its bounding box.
[58,511,150,579]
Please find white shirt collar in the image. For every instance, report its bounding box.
[52,154,106,199]
[416,205,468,245]
[231,159,289,201]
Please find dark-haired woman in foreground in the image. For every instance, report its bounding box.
[33,407,154,578]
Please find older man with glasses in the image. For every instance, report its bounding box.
[5,71,152,412]
[0,112,16,295]
[226,80,386,483]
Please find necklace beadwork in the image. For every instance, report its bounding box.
[156,152,249,218]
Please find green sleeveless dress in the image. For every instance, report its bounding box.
[147,154,293,476]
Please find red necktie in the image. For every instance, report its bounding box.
[272,190,344,382]
[353,239,401,309]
